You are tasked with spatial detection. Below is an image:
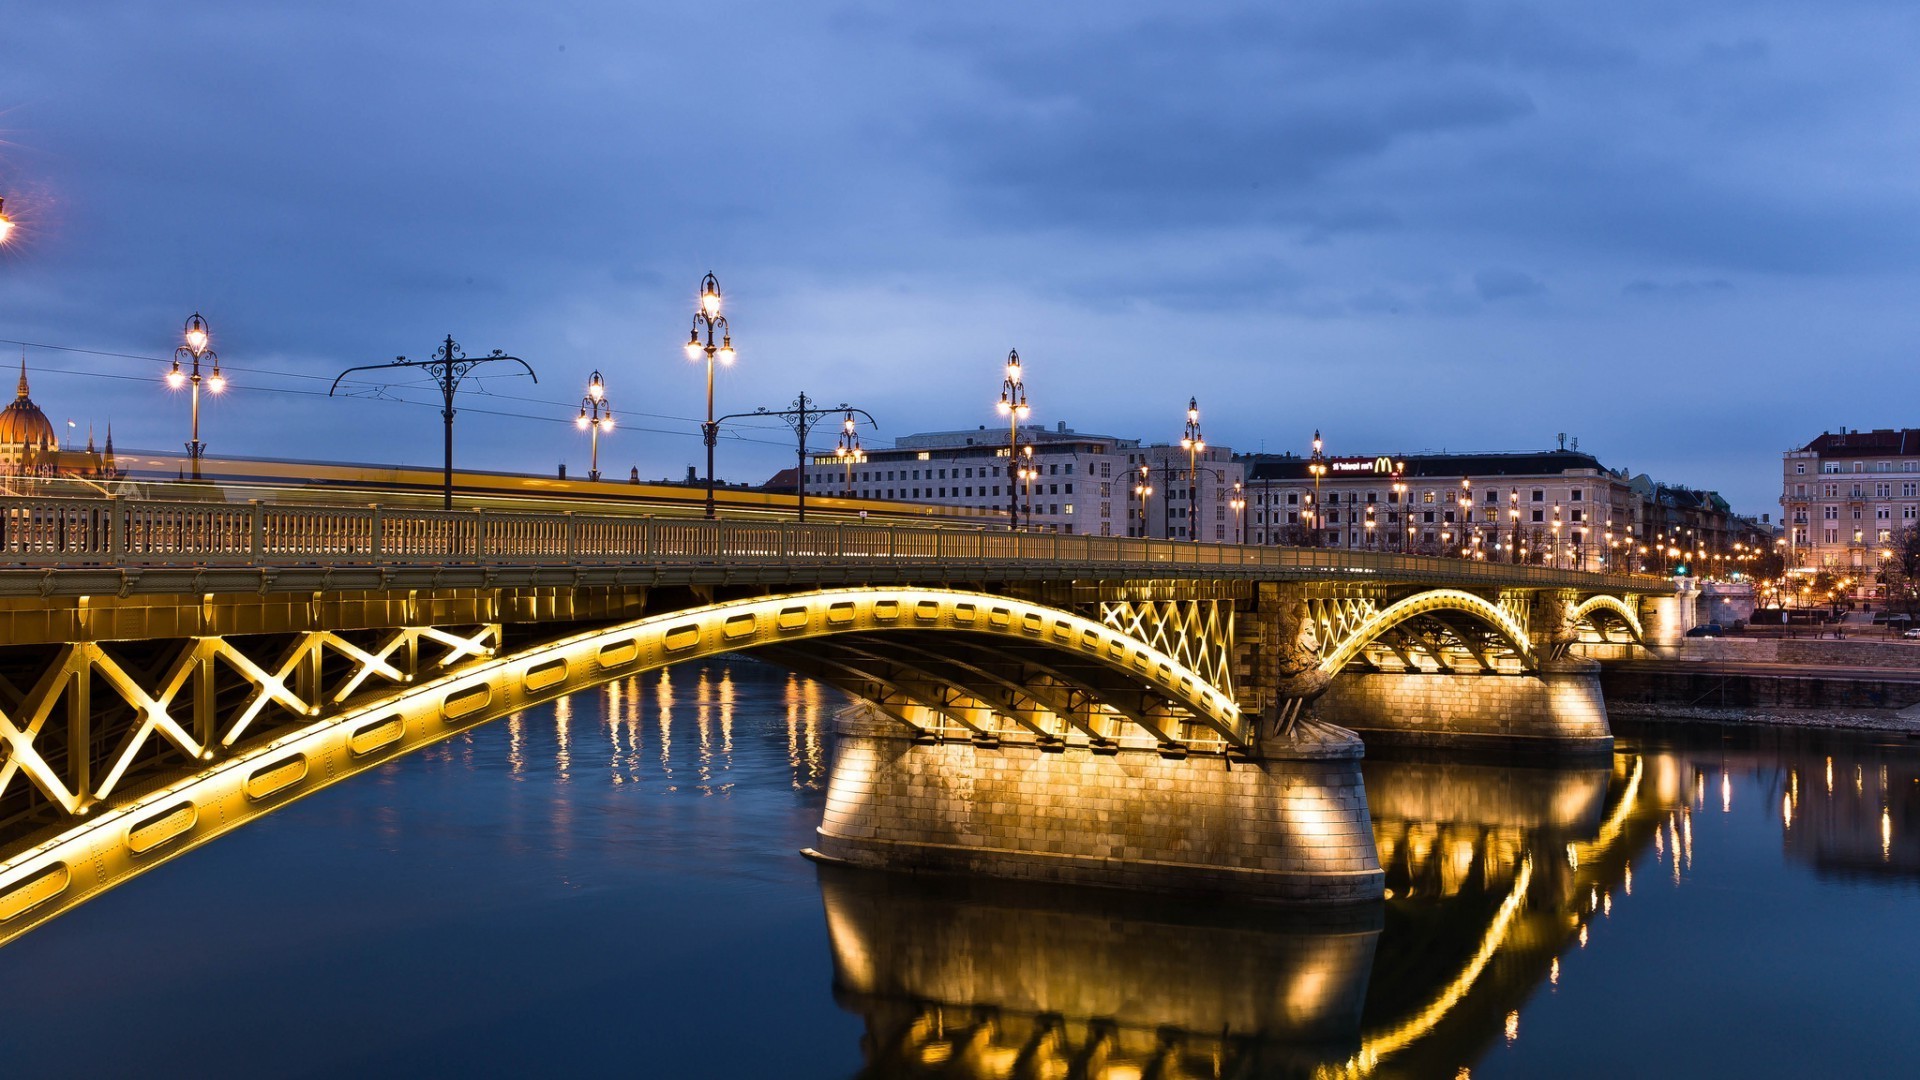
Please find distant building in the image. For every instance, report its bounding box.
[803,422,1243,538]
[1781,427,1920,598]
[1238,448,1632,569]
[1237,445,1758,573]
[0,361,121,493]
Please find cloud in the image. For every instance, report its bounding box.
[1475,267,1546,300]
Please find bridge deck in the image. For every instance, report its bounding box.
[0,494,1670,598]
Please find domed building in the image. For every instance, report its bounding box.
[0,360,121,491]
[0,360,57,469]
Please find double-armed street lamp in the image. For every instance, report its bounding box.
[166,313,226,478]
[726,394,874,523]
[996,350,1031,530]
[684,273,737,519]
[331,337,536,510]
[835,409,866,497]
[576,371,613,481]
[1181,398,1204,543]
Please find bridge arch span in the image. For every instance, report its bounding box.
[1570,594,1645,644]
[0,587,1242,947]
[1317,589,1534,675]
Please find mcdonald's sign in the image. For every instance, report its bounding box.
[1328,456,1405,475]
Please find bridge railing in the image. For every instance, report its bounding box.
[0,494,1668,591]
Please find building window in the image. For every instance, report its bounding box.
[1422,492,1435,504]
[1532,489,1545,502]
[1532,510,1545,523]
[1823,463,1841,474]
[1796,463,1806,474]
[1571,509,1584,522]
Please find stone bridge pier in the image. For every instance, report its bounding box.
[1242,583,1648,757]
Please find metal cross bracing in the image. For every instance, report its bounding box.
[0,587,1244,945]
[1098,599,1237,703]
[0,625,499,838]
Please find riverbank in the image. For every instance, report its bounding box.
[1608,700,1920,736]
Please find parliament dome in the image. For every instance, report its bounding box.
[0,362,57,458]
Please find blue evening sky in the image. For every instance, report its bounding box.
[3,2,1916,516]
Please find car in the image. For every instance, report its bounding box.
[1903,627,1920,640]
[1685,623,1725,638]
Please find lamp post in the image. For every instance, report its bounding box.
[996,350,1030,530]
[1230,481,1245,545]
[1392,477,1408,552]
[1132,463,1153,538]
[1181,398,1204,543]
[330,337,536,510]
[1508,488,1522,564]
[1018,444,1038,530]
[727,395,872,522]
[1308,430,1327,547]
[835,409,866,496]
[575,371,613,481]
[166,313,226,479]
[1461,477,1473,557]
[684,272,736,520]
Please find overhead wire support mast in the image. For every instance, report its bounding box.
[722,393,876,522]
[330,334,537,510]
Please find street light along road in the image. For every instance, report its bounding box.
[165,313,225,479]
[577,370,613,481]
[685,272,736,520]
[996,350,1030,531]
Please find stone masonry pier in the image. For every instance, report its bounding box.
[1312,658,1613,756]
[808,705,1383,902]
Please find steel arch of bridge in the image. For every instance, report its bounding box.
[1317,589,1536,675]
[1569,594,1645,644]
[0,587,1240,947]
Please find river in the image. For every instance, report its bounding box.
[3,658,1915,1077]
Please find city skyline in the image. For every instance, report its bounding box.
[5,2,1918,517]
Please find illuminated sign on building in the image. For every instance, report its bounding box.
[1328,456,1404,475]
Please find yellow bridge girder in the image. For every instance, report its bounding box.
[0,587,1241,947]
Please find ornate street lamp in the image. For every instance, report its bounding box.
[1181,398,1204,543]
[1017,444,1038,530]
[835,409,866,497]
[576,370,614,481]
[1509,488,1522,564]
[166,312,225,476]
[684,272,736,519]
[1132,463,1153,538]
[996,350,1030,530]
[1392,477,1408,552]
[1230,481,1246,544]
[1461,477,1474,557]
[1308,429,1327,547]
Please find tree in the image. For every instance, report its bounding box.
[1744,548,1788,608]
[1876,526,1920,615]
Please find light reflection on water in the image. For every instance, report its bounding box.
[0,664,1914,1078]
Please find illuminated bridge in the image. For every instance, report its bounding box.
[0,492,1673,942]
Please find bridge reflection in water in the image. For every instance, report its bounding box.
[818,747,1683,1079]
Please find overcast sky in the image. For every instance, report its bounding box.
[3,1,1916,516]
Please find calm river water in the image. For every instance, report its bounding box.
[4,659,1916,1078]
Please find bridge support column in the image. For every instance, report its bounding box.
[808,707,1382,903]
[1311,658,1612,756]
